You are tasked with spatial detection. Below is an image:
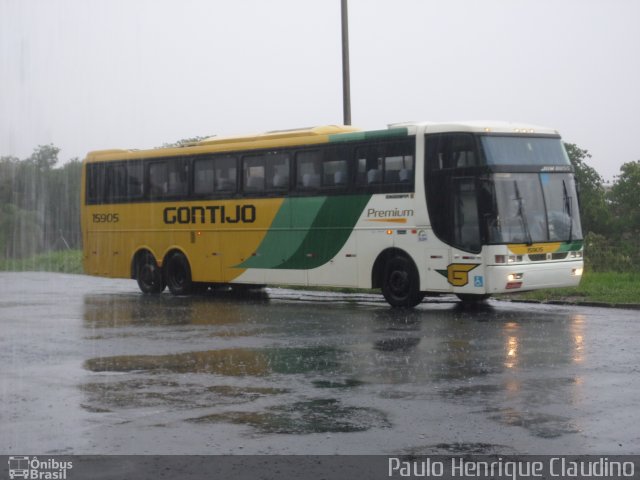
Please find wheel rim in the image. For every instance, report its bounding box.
[165,254,191,294]
[139,264,155,289]
[388,269,409,298]
[169,261,186,288]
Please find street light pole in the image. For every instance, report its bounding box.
[341,0,351,125]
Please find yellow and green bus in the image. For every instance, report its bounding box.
[81,122,584,307]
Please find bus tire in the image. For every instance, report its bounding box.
[382,255,424,308]
[136,252,165,294]
[164,252,193,295]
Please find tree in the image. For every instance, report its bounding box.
[161,135,210,148]
[609,160,640,234]
[0,146,83,259]
[29,144,59,171]
[564,143,611,235]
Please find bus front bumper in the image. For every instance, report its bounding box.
[485,260,584,294]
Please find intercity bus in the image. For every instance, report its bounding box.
[81,122,584,307]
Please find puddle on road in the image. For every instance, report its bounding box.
[374,337,421,352]
[80,378,289,412]
[485,407,580,438]
[84,346,341,376]
[311,378,365,389]
[83,293,269,328]
[406,442,519,455]
[187,398,391,434]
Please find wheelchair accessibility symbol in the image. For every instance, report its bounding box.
[474,276,484,287]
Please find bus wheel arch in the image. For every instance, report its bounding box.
[163,249,193,295]
[373,249,424,308]
[132,249,165,294]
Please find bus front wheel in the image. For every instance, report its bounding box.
[165,252,193,295]
[136,253,165,294]
[382,256,424,308]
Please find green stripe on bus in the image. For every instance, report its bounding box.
[237,195,371,270]
[328,128,408,143]
[237,197,326,269]
[276,195,370,270]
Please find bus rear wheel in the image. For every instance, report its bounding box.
[382,255,424,308]
[165,252,193,295]
[136,253,165,294]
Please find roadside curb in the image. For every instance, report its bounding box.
[271,288,640,310]
[498,298,640,310]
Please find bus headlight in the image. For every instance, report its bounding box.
[571,267,583,276]
[507,273,523,281]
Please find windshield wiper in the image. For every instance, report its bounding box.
[513,180,533,245]
[562,179,574,242]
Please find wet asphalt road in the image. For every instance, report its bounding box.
[1,272,639,455]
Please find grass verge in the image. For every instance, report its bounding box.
[499,271,640,305]
[0,249,83,274]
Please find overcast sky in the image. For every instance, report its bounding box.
[1,0,639,180]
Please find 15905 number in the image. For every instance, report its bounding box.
[92,213,120,223]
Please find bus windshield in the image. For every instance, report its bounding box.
[484,172,583,244]
[481,136,570,166]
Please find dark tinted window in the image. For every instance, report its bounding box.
[149,159,188,198]
[296,149,349,190]
[243,152,289,194]
[425,133,481,252]
[355,141,414,187]
[86,161,143,204]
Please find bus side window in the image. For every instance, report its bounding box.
[194,158,214,195]
[105,163,127,202]
[384,154,414,184]
[356,141,414,188]
[356,146,382,186]
[86,164,105,204]
[427,133,476,171]
[126,162,144,199]
[214,155,237,193]
[266,153,290,192]
[166,160,188,196]
[296,150,322,191]
[149,161,168,197]
[243,155,265,193]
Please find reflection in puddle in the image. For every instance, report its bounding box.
[374,337,421,352]
[83,292,269,328]
[486,407,580,439]
[406,442,518,455]
[84,346,341,376]
[80,378,289,412]
[188,398,391,434]
[312,378,365,389]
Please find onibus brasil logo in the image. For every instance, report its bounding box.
[8,457,72,479]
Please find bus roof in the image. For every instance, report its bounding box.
[390,120,559,136]
[84,121,560,162]
[84,125,361,162]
